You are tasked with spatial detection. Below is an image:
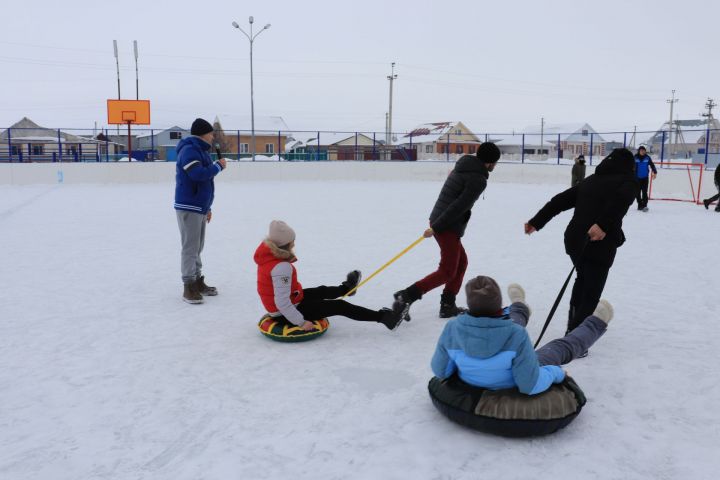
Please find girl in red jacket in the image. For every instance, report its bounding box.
[254,220,404,331]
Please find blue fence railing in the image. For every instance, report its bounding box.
[1,127,719,168]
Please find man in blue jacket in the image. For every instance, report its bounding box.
[175,118,227,304]
[431,276,613,395]
[634,145,657,212]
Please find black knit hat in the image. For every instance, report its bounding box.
[595,148,635,176]
[465,276,503,317]
[191,118,214,136]
[476,142,501,163]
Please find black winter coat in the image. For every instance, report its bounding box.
[714,165,720,188]
[529,155,638,266]
[429,155,490,237]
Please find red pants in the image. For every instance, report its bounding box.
[415,231,468,296]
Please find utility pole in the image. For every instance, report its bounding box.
[113,40,121,135]
[540,116,545,157]
[666,90,678,159]
[701,98,717,152]
[386,62,397,159]
[133,40,139,100]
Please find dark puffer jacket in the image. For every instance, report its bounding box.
[429,155,490,237]
[715,165,720,188]
[528,149,638,266]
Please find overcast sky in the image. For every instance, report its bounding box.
[1,0,718,136]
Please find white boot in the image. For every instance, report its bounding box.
[507,283,531,315]
[593,299,614,324]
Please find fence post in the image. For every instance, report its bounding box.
[557,134,561,164]
[521,134,525,164]
[660,131,666,164]
[355,132,358,161]
[372,132,376,160]
[7,127,12,162]
[623,132,627,148]
[278,130,281,161]
[105,129,110,162]
[446,134,450,162]
[57,129,63,162]
[27,143,31,162]
[704,127,710,165]
[589,133,593,165]
[317,132,320,161]
[409,134,412,161]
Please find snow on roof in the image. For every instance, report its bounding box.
[0,117,91,143]
[520,123,606,143]
[214,115,291,134]
[135,126,188,139]
[647,118,720,145]
[401,121,480,144]
[301,132,376,147]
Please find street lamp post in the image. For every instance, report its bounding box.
[232,16,270,161]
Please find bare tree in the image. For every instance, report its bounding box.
[212,117,233,156]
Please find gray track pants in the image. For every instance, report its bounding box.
[508,302,607,366]
[176,210,207,284]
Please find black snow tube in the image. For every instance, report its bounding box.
[428,375,587,437]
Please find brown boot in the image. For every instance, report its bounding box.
[195,275,218,296]
[183,282,204,304]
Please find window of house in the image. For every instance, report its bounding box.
[265,143,274,154]
[582,129,589,136]
[32,145,44,155]
[455,129,462,135]
[425,145,433,153]
[239,143,249,153]
[456,144,464,154]
[10,145,20,156]
[169,131,182,140]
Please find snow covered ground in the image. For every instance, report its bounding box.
[0,175,718,480]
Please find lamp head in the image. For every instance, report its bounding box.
[232,21,239,28]
[264,24,271,29]
[249,16,254,24]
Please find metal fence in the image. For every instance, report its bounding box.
[1,127,719,168]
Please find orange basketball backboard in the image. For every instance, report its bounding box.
[107,99,151,125]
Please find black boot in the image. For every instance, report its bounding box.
[704,198,711,210]
[378,302,405,331]
[439,292,467,318]
[342,270,362,297]
[393,284,422,322]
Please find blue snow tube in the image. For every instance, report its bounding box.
[428,374,587,437]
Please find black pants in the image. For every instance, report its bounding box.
[705,184,720,210]
[567,253,614,333]
[636,177,649,208]
[296,285,382,322]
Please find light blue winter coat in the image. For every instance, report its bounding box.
[431,311,565,395]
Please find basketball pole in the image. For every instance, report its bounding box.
[127,121,132,162]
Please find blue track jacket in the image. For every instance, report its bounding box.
[634,153,657,180]
[174,136,224,214]
[431,309,565,395]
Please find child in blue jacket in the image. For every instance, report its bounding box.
[431,276,613,395]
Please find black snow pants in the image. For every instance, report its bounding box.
[296,285,382,322]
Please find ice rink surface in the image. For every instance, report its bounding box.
[1,178,718,480]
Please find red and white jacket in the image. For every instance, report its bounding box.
[254,240,305,326]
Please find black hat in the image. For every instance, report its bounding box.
[476,142,501,163]
[191,118,214,136]
[596,148,634,175]
[638,145,647,152]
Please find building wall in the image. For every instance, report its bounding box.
[224,133,287,157]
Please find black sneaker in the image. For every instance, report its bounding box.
[379,304,404,331]
[393,286,421,322]
[577,350,589,359]
[342,270,362,296]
